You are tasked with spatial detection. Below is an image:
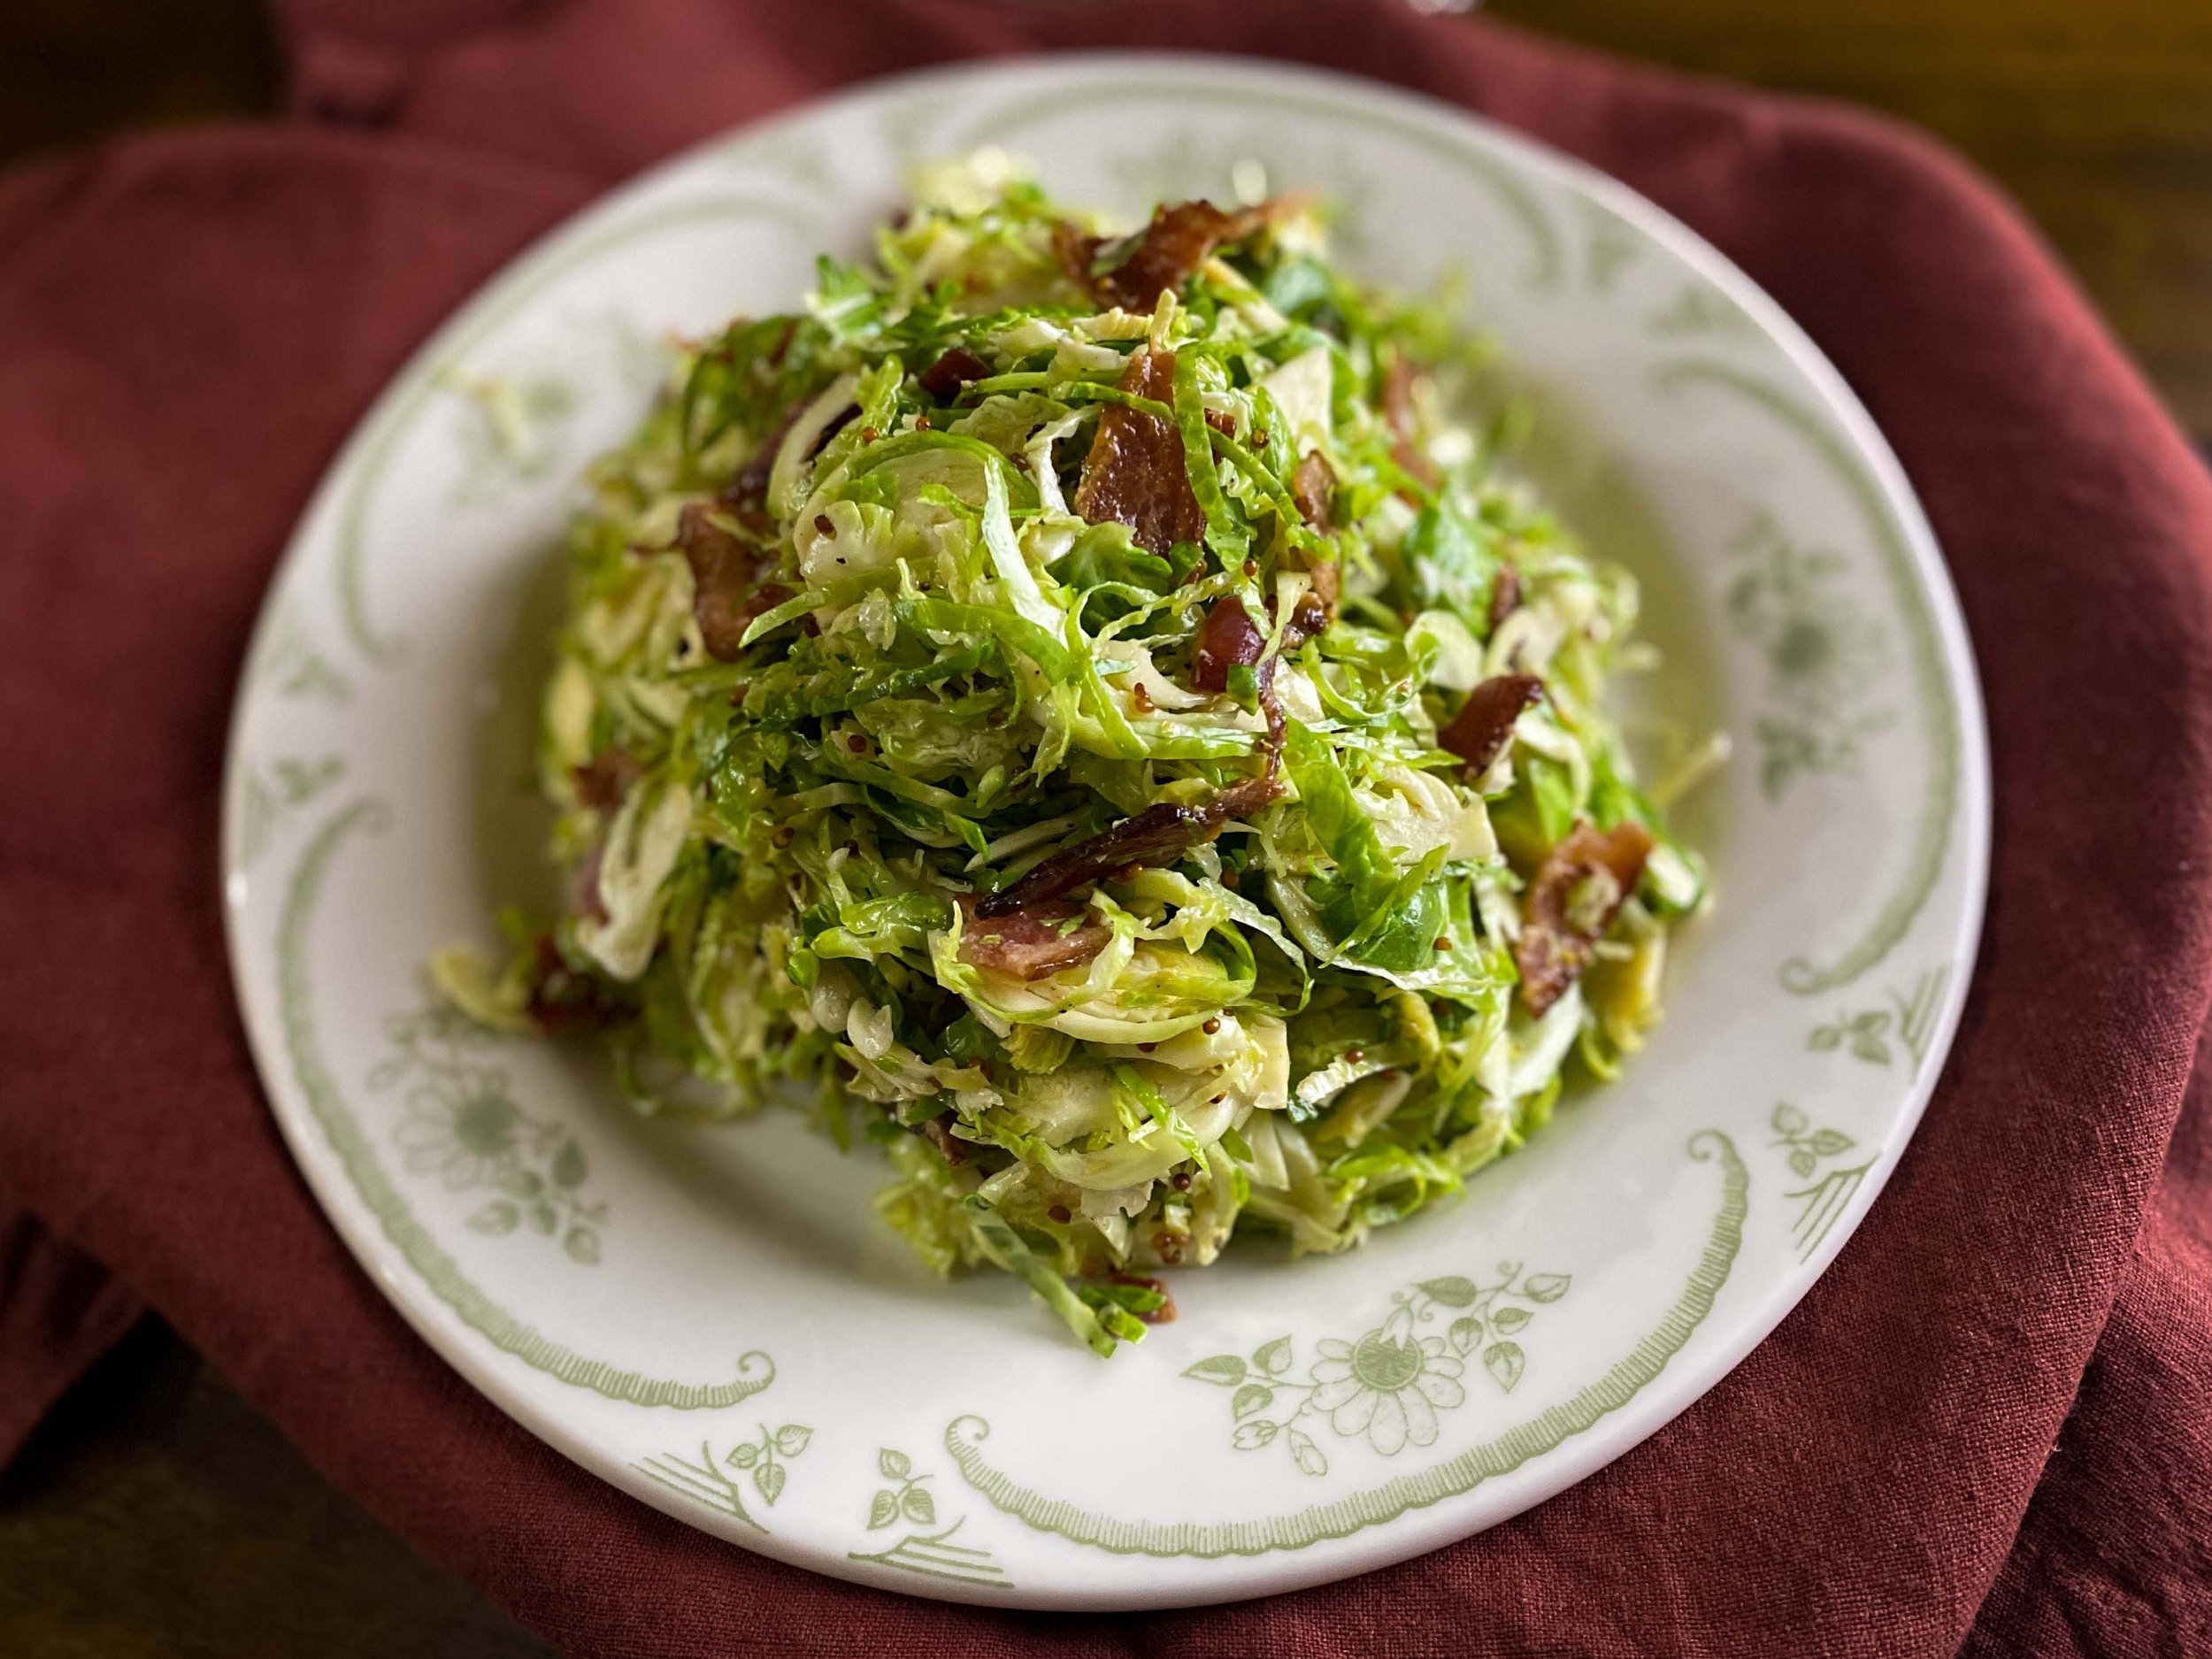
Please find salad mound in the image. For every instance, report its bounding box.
[445,157,1709,1356]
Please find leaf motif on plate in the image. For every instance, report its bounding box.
[1182,1355,1247,1386]
[1770,1102,1880,1263]
[1183,1259,1571,1472]
[368,1000,611,1263]
[847,1447,1007,1587]
[1252,1336,1294,1376]
[1482,1341,1525,1393]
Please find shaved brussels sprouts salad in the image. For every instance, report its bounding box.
[443,157,1709,1356]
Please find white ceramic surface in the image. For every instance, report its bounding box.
[221,53,1990,1609]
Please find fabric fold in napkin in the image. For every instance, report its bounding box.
[4,1,2211,1652]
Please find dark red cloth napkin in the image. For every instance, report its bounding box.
[5,2,2211,1652]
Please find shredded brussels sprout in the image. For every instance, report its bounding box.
[450,157,1709,1356]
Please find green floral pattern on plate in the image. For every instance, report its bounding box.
[1654,359,1963,996]
[1724,510,1893,799]
[1647,281,1759,341]
[1184,1264,1570,1476]
[945,1133,1746,1558]
[370,1003,609,1264]
[1575,197,1643,296]
[634,1424,812,1534]
[1808,967,1950,1072]
[249,598,350,703]
[234,755,344,869]
[333,196,813,665]
[848,1448,1011,1588]
[1770,1102,1873,1263]
[279,798,777,1407]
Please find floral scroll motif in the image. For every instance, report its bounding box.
[438,311,666,507]
[367,1002,608,1263]
[1808,966,1950,1074]
[635,1425,812,1535]
[848,1448,1010,1587]
[1577,197,1642,295]
[1770,1103,1873,1263]
[1646,282,1757,340]
[251,600,351,703]
[1183,1264,1571,1478]
[1724,511,1893,800]
[442,367,580,503]
[236,755,345,868]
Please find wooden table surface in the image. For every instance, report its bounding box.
[4,2,2208,1653]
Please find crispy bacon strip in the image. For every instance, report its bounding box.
[973,776,1282,921]
[572,841,609,924]
[1191,595,1266,694]
[717,406,797,534]
[1290,449,1336,534]
[1284,557,1337,647]
[572,747,643,814]
[1065,200,1279,312]
[523,934,630,1034]
[1051,220,1105,293]
[1516,820,1654,1017]
[918,346,990,400]
[1382,354,1440,488]
[718,392,854,531]
[956,895,1113,980]
[676,502,769,661]
[1190,561,1336,701]
[916,1112,969,1166]
[1487,562,1523,633]
[1071,348,1207,555]
[1439,674,1544,777]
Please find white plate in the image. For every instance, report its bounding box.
[221,53,1989,1609]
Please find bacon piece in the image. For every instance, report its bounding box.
[1284,556,1338,649]
[718,392,854,531]
[916,1112,969,1167]
[1077,200,1278,312]
[1488,562,1523,633]
[677,502,769,661]
[717,408,797,534]
[1071,348,1208,556]
[973,776,1280,920]
[1440,674,1544,777]
[739,580,793,626]
[1052,220,1104,292]
[1382,354,1440,488]
[1192,563,1335,701]
[957,895,1112,981]
[918,346,990,400]
[1516,820,1655,1017]
[572,840,610,924]
[523,934,629,1034]
[1290,449,1337,533]
[572,748,643,814]
[1191,595,1266,693]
